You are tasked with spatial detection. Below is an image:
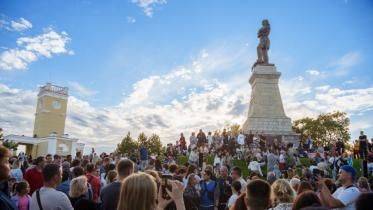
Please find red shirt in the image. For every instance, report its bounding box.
[24,167,44,195]
[86,173,101,202]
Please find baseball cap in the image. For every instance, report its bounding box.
[340,165,356,179]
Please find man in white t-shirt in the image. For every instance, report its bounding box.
[237,132,245,146]
[319,165,360,210]
[30,163,73,210]
[231,166,247,193]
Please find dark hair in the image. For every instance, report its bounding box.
[71,159,81,167]
[72,166,85,177]
[186,164,197,177]
[292,191,321,210]
[246,179,271,210]
[46,154,52,158]
[116,159,134,177]
[42,164,60,182]
[231,193,247,210]
[53,154,60,160]
[204,170,213,178]
[355,192,373,210]
[86,163,95,173]
[232,180,242,194]
[232,166,242,177]
[14,181,29,194]
[176,166,187,175]
[297,181,313,194]
[34,156,45,165]
[61,169,70,182]
[169,164,178,173]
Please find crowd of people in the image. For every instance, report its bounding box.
[0,129,372,210]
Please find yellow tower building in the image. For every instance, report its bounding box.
[5,83,84,157]
[33,83,68,138]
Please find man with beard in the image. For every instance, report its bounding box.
[319,165,360,210]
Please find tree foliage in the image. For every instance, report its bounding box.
[229,124,241,137]
[147,134,163,155]
[292,111,350,146]
[116,132,138,157]
[116,132,163,157]
[0,128,18,150]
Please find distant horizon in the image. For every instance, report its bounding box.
[1,0,373,154]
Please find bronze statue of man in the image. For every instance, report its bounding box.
[254,19,271,67]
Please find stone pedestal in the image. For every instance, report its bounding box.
[242,65,299,145]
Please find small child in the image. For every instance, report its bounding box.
[11,181,31,210]
[227,180,242,208]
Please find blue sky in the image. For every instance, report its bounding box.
[1,0,373,152]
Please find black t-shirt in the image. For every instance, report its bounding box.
[100,181,121,210]
[359,135,367,149]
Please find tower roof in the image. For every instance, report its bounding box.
[38,83,68,99]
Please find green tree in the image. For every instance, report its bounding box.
[292,111,350,147]
[147,134,163,155]
[137,132,148,147]
[0,128,18,150]
[229,124,241,137]
[116,132,138,157]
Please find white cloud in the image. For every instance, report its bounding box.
[0,17,32,32]
[68,82,98,97]
[10,18,32,31]
[127,16,136,23]
[0,28,73,71]
[331,51,361,75]
[132,0,167,17]
[306,69,320,76]
[1,46,372,153]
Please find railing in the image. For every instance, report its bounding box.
[40,83,68,96]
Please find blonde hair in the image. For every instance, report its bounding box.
[69,176,88,198]
[117,172,157,210]
[271,179,295,204]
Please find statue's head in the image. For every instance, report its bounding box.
[262,19,270,26]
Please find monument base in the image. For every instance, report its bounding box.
[242,65,300,147]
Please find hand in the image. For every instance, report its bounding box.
[156,187,172,210]
[166,180,185,200]
[316,176,326,190]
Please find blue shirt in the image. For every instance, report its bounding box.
[200,180,217,207]
[140,147,148,160]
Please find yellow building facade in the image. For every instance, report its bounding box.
[5,83,84,157]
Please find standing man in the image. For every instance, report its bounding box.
[359,131,368,177]
[85,163,101,203]
[231,167,247,193]
[30,163,73,210]
[359,131,368,159]
[139,145,148,171]
[200,170,219,210]
[216,166,232,210]
[100,159,134,210]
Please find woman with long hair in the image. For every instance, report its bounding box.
[270,179,295,210]
[117,172,185,210]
